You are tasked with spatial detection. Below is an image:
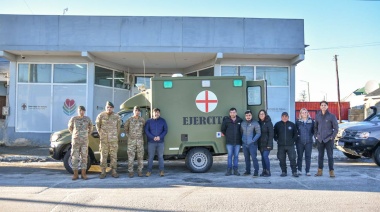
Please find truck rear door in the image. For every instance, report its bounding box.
[246,80,267,117]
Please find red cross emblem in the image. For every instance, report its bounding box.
[195,90,218,113]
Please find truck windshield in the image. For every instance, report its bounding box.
[119,111,133,126]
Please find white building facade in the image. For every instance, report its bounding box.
[0,15,305,146]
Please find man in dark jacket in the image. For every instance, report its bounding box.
[314,101,339,178]
[144,108,168,177]
[221,107,243,176]
[274,112,298,177]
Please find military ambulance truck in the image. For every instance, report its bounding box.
[49,76,266,173]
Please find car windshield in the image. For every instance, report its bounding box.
[369,114,380,122]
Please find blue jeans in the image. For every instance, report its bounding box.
[296,142,313,173]
[260,150,271,171]
[226,144,240,169]
[242,143,259,174]
[147,142,165,172]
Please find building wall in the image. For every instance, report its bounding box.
[0,15,304,54]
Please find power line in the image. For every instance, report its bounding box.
[306,42,380,51]
[23,0,34,14]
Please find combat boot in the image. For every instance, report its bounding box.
[138,171,143,177]
[225,168,232,176]
[99,168,107,179]
[111,169,119,178]
[329,170,335,178]
[129,172,134,178]
[315,169,323,177]
[81,169,88,180]
[72,170,79,180]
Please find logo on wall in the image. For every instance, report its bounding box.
[195,90,218,113]
[63,99,76,116]
[21,103,27,110]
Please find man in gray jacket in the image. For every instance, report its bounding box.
[241,110,261,177]
[314,101,339,177]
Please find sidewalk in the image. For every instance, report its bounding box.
[0,145,346,162]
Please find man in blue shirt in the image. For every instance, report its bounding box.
[144,108,168,177]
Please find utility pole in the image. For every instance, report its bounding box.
[334,55,342,123]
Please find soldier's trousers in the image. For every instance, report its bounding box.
[127,139,144,172]
[71,139,88,170]
[99,139,118,169]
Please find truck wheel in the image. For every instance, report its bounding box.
[63,149,92,174]
[185,148,213,173]
[343,152,361,159]
[373,147,380,166]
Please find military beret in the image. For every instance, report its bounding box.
[133,106,141,111]
[78,105,86,111]
[106,101,114,108]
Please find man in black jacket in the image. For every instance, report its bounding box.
[314,101,339,178]
[221,107,243,176]
[274,112,298,177]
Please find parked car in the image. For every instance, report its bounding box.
[335,106,380,166]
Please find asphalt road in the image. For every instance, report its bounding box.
[0,153,379,211]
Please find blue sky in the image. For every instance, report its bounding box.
[1,0,379,101]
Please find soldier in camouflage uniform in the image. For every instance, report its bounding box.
[124,106,145,178]
[96,101,121,179]
[68,106,93,180]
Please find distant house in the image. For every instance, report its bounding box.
[342,83,380,109]
[364,88,380,117]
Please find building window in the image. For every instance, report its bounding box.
[221,66,238,76]
[18,64,51,83]
[53,64,87,83]
[135,76,153,89]
[95,66,113,87]
[114,71,127,89]
[256,66,288,86]
[240,66,254,80]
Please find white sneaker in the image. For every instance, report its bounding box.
[306,172,311,176]
[297,171,302,175]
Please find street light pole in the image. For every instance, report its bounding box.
[300,80,310,101]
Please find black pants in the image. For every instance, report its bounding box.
[277,145,297,173]
[317,140,334,171]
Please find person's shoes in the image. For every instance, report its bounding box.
[253,171,259,178]
[145,172,151,177]
[292,172,299,177]
[329,170,335,178]
[128,172,134,178]
[260,169,266,177]
[81,169,88,180]
[99,168,106,179]
[72,170,79,181]
[225,168,232,176]
[243,172,251,176]
[160,171,165,177]
[233,169,240,176]
[111,169,119,178]
[138,171,143,177]
[315,169,323,177]
[306,172,311,176]
[280,172,287,177]
[297,170,302,176]
[265,170,271,177]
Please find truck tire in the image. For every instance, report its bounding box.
[343,152,361,159]
[63,149,92,174]
[185,147,213,173]
[373,147,380,166]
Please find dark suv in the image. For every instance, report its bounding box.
[336,106,380,166]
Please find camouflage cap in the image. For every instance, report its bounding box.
[133,106,141,111]
[78,105,86,111]
[106,101,114,108]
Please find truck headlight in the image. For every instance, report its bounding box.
[51,133,61,142]
[355,132,370,139]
